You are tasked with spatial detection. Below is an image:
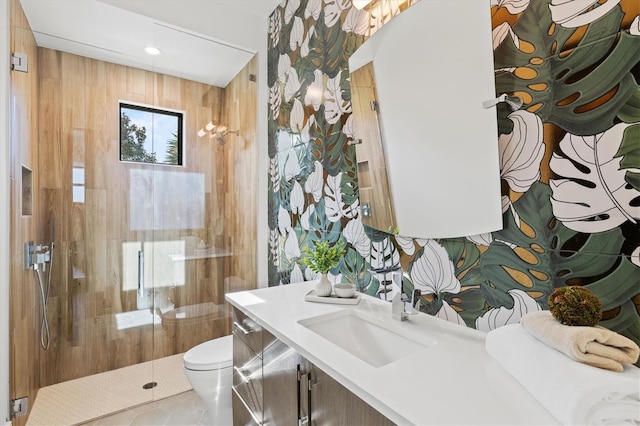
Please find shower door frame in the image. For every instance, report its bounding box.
[1,0,11,422]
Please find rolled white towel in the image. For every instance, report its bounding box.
[486,323,640,425]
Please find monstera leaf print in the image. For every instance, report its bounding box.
[493,1,639,135]
[309,106,350,175]
[305,198,343,246]
[324,168,359,220]
[307,9,350,79]
[324,70,351,125]
[324,0,349,28]
[549,123,640,233]
[340,246,378,295]
[325,173,351,222]
[434,238,493,326]
[480,182,636,333]
[369,238,399,270]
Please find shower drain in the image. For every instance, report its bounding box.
[142,382,158,390]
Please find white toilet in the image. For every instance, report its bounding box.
[183,335,233,425]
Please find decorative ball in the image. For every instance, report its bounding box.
[548,286,602,326]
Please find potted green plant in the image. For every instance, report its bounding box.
[301,239,346,296]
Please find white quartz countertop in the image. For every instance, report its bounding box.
[226,282,559,425]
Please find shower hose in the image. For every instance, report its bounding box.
[34,244,54,350]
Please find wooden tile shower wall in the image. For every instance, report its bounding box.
[223,57,259,299]
[35,47,230,384]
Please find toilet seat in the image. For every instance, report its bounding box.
[184,334,233,371]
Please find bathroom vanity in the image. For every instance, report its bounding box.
[231,306,392,425]
[226,282,559,425]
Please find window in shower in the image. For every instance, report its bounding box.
[119,102,184,165]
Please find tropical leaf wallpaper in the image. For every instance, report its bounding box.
[267,0,640,354]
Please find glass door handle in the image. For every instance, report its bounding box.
[138,250,144,297]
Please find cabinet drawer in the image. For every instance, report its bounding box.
[233,332,263,420]
[232,306,263,354]
[232,387,261,426]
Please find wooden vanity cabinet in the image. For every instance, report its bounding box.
[232,306,394,426]
[307,366,394,425]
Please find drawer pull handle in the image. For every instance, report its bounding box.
[233,321,252,335]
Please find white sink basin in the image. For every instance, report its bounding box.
[298,309,435,367]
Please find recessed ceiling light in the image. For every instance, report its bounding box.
[145,46,161,56]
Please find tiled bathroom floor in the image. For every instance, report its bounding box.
[78,390,211,426]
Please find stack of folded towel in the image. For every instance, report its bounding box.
[486,311,640,425]
[521,310,639,372]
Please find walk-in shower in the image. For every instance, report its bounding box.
[9,1,258,423]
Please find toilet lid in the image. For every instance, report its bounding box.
[184,334,233,371]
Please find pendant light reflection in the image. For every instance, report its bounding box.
[197,121,239,145]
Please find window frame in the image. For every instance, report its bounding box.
[119,102,185,166]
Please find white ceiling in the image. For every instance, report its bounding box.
[19,0,282,87]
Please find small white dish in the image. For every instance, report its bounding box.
[333,284,356,298]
